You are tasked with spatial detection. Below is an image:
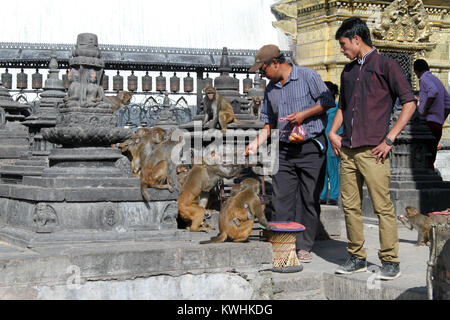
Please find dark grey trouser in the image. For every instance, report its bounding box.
[271,133,327,252]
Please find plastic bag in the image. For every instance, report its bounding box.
[279,116,306,143]
[288,124,306,143]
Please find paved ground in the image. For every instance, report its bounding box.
[271,218,431,299]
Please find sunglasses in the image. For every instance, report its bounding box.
[259,59,274,77]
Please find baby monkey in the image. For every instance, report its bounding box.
[398,206,432,246]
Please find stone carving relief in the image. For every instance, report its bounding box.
[32,203,58,233]
[160,202,178,226]
[100,204,119,229]
[372,0,432,43]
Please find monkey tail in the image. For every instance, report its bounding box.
[140,180,151,202]
[199,232,227,244]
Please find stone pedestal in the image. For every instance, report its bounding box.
[0,34,183,248]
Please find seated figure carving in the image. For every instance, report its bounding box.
[84,71,111,109]
[63,69,82,108]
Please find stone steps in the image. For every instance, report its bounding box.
[0,165,46,176]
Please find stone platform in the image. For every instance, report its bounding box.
[0,204,434,300]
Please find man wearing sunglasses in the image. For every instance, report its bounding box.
[244,44,335,264]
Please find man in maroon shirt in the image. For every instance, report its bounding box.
[329,17,416,280]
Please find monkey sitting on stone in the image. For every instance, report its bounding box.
[200,178,272,244]
[398,206,432,246]
[106,91,132,112]
[202,85,242,133]
[178,152,244,232]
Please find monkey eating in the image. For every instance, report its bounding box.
[398,206,432,246]
[177,153,244,232]
[200,178,273,243]
[202,85,243,133]
[106,91,132,112]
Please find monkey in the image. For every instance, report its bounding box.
[118,127,166,176]
[176,164,191,189]
[202,85,243,133]
[200,178,273,244]
[177,157,244,232]
[397,206,432,246]
[106,91,132,112]
[139,130,183,201]
[249,95,263,119]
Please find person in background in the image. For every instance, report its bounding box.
[413,59,450,170]
[320,81,342,206]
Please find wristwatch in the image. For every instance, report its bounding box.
[385,137,394,146]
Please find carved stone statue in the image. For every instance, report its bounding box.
[42,33,129,147]
[63,68,81,108]
[372,0,432,43]
[84,71,110,109]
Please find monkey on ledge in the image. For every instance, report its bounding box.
[202,85,243,133]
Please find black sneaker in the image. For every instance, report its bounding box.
[376,261,401,280]
[335,256,367,274]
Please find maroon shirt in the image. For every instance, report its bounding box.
[339,49,415,148]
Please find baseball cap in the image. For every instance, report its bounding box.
[249,44,281,73]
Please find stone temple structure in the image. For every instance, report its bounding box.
[0,50,65,184]
[0,85,31,163]
[0,34,184,247]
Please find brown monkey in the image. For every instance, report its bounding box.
[178,160,244,232]
[176,164,191,189]
[202,85,242,133]
[398,206,432,246]
[118,127,166,176]
[200,178,272,244]
[249,96,263,119]
[140,130,183,201]
[106,91,132,112]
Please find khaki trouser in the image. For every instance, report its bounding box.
[340,146,399,263]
